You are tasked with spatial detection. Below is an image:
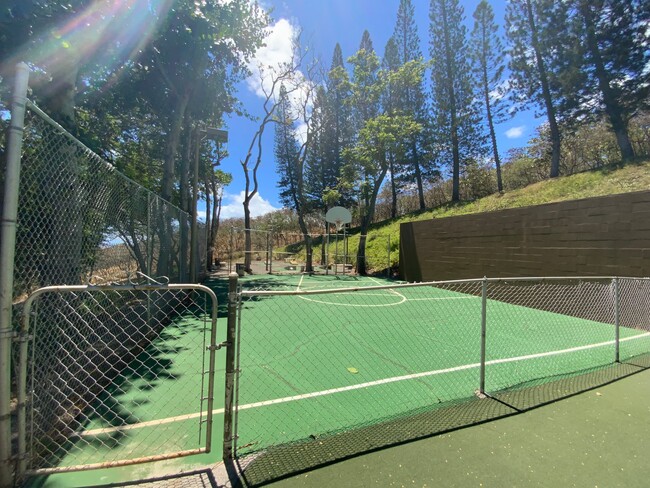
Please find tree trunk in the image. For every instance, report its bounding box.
[158,91,190,278]
[389,153,398,219]
[482,61,503,192]
[243,205,252,273]
[412,139,426,210]
[297,214,313,273]
[321,220,327,265]
[580,1,635,161]
[210,176,223,267]
[356,167,388,275]
[441,0,461,201]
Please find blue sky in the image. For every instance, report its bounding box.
[213,0,541,220]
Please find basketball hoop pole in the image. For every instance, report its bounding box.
[325,207,351,277]
[335,224,339,276]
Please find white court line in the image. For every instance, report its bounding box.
[296,274,306,291]
[369,276,408,301]
[406,297,478,302]
[80,331,650,437]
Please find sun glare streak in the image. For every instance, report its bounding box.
[2,0,173,89]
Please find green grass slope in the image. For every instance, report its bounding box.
[354,159,650,274]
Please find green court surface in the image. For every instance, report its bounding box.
[266,367,650,488]
[232,274,648,458]
[28,274,650,487]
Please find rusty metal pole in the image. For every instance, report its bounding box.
[223,272,239,460]
[0,63,29,488]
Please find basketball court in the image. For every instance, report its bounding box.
[29,273,650,487]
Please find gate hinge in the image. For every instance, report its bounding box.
[207,341,228,351]
[228,292,239,303]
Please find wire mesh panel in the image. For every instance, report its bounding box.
[13,101,190,306]
[483,278,618,393]
[233,279,485,458]
[18,284,218,475]
[618,278,650,365]
[229,228,331,276]
[231,276,650,462]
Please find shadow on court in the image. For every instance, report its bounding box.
[236,354,650,487]
[75,468,219,487]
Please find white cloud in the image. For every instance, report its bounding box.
[246,19,297,98]
[505,126,525,139]
[219,191,280,219]
[246,18,315,125]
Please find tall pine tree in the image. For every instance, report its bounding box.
[470,0,507,193]
[274,84,315,271]
[556,0,649,161]
[506,0,563,178]
[321,43,354,208]
[382,37,402,218]
[429,0,484,201]
[393,0,431,210]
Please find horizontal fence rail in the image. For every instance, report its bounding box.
[229,276,650,460]
[16,284,218,477]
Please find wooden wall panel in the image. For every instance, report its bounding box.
[399,191,650,282]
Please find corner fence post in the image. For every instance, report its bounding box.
[0,62,30,488]
[479,277,488,396]
[223,272,239,460]
[614,277,620,363]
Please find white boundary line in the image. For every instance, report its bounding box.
[296,274,306,291]
[79,331,650,437]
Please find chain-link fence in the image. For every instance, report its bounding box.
[226,228,391,276]
[15,284,218,477]
[11,101,191,300]
[1,68,206,485]
[229,276,650,463]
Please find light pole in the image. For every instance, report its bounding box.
[191,126,228,282]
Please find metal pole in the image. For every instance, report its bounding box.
[223,273,239,460]
[0,62,29,487]
[204,290,219,454]
[229,227,234,274]
[343,227,347,275]
[269,232,273,275]
[190,128,200,282]
[387,235,391,279]
[265,232,270,272]
[479,277,488,395]
[335,230,339,276]
[147,193,152,276]
[325,230,329,276]
[614,277,620,363]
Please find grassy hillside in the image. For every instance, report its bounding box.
[346,159,650,274]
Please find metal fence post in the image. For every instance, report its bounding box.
[0,62,29,487]
[479,277,488,396]
[265,232,270,272]
[223,272,239,460]
[387,235,391,279]
[269,235,273,275]
[614,277,620,363]
[229,227,234,274]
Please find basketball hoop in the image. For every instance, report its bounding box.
[326,207,352,232]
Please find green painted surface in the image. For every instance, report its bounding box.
[267,368,650,488]
[27,274,650,487]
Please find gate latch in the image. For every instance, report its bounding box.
[207,341,228,351]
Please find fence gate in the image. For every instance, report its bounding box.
[15,284,218,478]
